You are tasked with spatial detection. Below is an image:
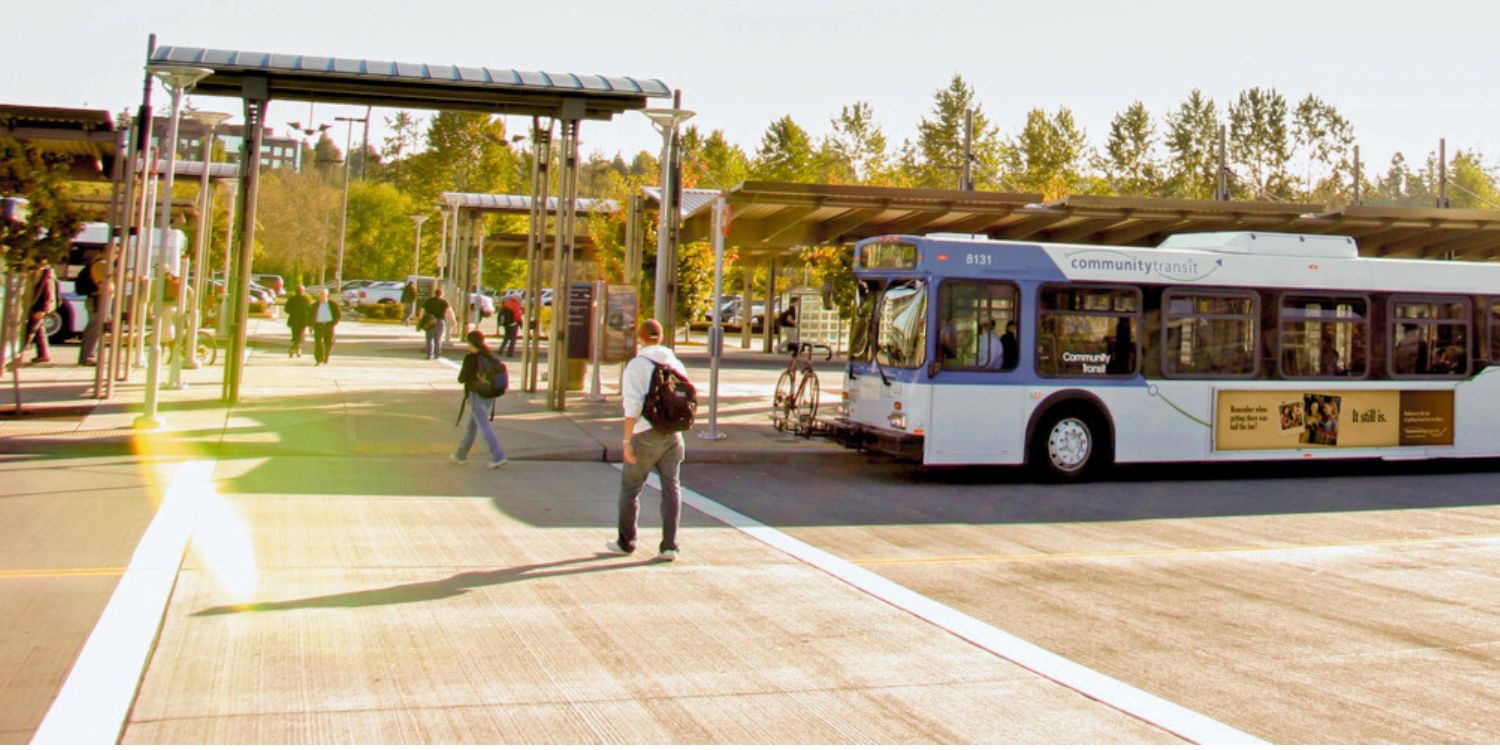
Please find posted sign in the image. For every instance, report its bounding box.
[1214,389,1454,451]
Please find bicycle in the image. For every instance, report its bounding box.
[163,327,218,367]
[772,342,831,435]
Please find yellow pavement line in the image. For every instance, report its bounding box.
[0,566,126,580]
[852,531,1500,567]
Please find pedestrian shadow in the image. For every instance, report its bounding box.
[190,552,662,616]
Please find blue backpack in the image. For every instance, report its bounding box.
[471,355,508,399]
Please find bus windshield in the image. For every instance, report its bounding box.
[875,279,928,369]
[850,279,882,363]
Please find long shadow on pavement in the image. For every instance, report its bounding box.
[190,553,663,616]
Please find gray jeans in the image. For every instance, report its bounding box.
[618,428,685,553]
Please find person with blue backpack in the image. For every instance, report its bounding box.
[451,329,509,468]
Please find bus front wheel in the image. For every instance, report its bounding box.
[1031,408,1109,481]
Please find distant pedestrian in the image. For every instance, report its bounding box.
[284,284,312,358]
[24,266,58,363]
[777,299,798,353]
[75,255,106,366]
[498,295,522,357]
[451,329,509,469]
[310,288,341,365]
[608,319,688,562]
[400,280,418,324]
[420,286,457,360]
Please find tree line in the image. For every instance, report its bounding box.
[95,76,1500,322]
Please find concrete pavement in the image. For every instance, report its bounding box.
[3,319,1198,744]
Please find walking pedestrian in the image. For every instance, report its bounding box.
[400,280,418,325]
[451,329,508,468]
[498,294,522,357]
[310,288,341,365]
[75,255,105,366]
[777,299,798,353]
[24,266,58,364]
[608,319,687,562]
[284,284,311,357]
[420,286,457,360]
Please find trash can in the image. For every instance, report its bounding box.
[566,358,587,390]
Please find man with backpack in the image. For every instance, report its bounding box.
[608,318,694,562]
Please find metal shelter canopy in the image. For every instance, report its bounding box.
[438,192,609,262]
[0,105,118,180]
[441,192,618,214]
[679,181,1500,260]
[150,47,671,120]
[147,42,670,407]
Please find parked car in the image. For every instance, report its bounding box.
[247,281,275,313]
[343,280,404,306]
[251,274,285,297]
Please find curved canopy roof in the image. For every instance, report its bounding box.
[680,181,1500,261]
[151,46,670,120]
[440,192,617,214]
[0,105,117,180]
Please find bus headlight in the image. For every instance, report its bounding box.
[888,410,906,430]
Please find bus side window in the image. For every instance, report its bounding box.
[936,280,1018,372]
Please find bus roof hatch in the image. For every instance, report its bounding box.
[1159,231,1358,259]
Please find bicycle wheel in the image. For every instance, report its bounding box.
[793,368,819,434]
[772,370,795,430]
[197,331,218,366]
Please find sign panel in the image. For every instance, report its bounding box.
[565,283,593,360]
[1215,389,1454,451]
[602,285,638,364]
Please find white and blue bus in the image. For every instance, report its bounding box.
[833,231,1500,479]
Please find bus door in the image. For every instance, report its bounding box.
[927,279,1025,463]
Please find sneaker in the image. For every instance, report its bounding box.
[657,548,678,562]
[487,458,509,469]
[606,540,634,555]
[450,455,467,465]
[32,357,50,363]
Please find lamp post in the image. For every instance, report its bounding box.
[180,110,230,373]
[640,104,693,338]
[331,114,367,293]
[136,65,212,429]
[409,214,428,278]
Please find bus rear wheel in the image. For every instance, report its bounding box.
[1031,408,1109,481]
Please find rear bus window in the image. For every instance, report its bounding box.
[1390,297,1470,377]
[1036,285,1140,377]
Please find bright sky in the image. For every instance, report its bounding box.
[4,0,1496,176]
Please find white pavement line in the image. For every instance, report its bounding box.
[31,460,217,746]
[437,355,461,370]
[628,467,1267,746]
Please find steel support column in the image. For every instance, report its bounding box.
[223,85,268,404]
[100,128,133,398]
[546,114,582,411]
[522,119,553,393]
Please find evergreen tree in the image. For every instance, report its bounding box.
[752,116,818,183]
[911,75,1002,189]
[1292,94,1355,201]
[1164,89,1221,200]
[682,127,750,189]
[1002,107,1093,199]
[1101,101,1161,197]
[1227,87,1293,200]
[826,102,891,185]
